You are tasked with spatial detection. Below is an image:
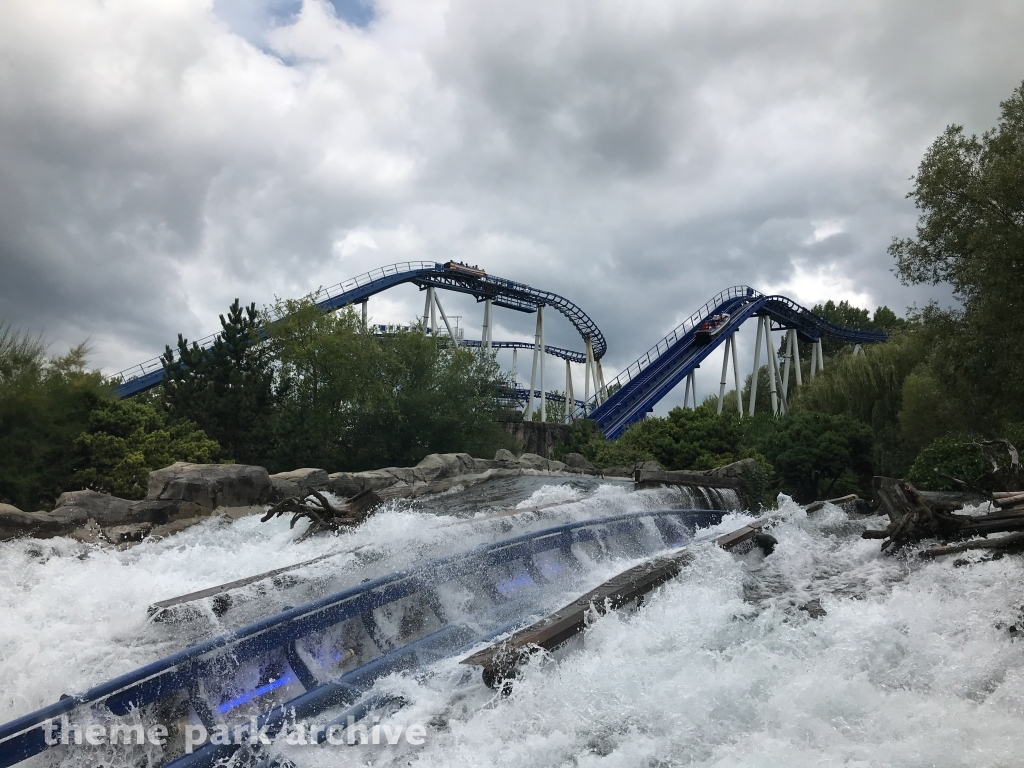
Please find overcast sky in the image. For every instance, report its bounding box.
[2,0,1023,409]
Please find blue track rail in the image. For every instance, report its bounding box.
[111,261,606,398]
[0,508,724,767]
[584,286,887,438]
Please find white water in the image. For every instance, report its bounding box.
[3,481,1024,767]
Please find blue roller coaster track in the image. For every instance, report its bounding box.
[110,261,607,398]
[581,286,887,439]
[108,263,887,440]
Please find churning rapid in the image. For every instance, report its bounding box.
[3,476,1024,767]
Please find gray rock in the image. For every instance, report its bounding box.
[52,490,140,525]
[547,459,568,472]
[69,519,106,544]
[471,458,498,473]
[105,523,154,544]
[269,468,330,500]
[562,453,596,471]
[517,453,549,471]
[148,462,272,509]
[493,448,518,464]
[701,458,759,480]
[414,453,466,482]
[328,469,401,498]
[0,503,66,540]
[53,490,205,526]
[601,465,634,478]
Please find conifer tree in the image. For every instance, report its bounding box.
[162,299,274,465]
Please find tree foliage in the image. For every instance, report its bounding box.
[889,80,1024,430]
[810,301,907,357]
[266,298,516,471]
[0,325,107,510]
[162,299,275,465]
[74,399,219,499]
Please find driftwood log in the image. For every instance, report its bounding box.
[862,478,1024,556]
[261,488,383,541]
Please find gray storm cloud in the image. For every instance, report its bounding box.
[0,0,1021,409]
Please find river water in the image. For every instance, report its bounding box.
[2,476,1024,767]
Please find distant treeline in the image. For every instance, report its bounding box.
[0,300,516,510]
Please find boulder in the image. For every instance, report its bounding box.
[147,463,272,509]
[52,490,139,526]
[414,453,467,482]
[328,469,401,498]
[601,465,634,478]
[517,453,549,471]
[471,458,498,473]
[0,503,66,540]
[493,449,518,465]
[562,453,596,472]
[701,458,759,481]
[53,490,205,526]
[547,459,568,472]
[269,468,330,500]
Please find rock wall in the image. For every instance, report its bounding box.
[500,420,571,458]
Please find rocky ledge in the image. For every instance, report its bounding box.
[0,450,628,544]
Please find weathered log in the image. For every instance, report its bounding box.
[993,492,1024,507]
[805,494,859,514]
[920,532,1024,559]
[864,481,971,551]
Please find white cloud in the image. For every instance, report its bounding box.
[0,0,1021,384]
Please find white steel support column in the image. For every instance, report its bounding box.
[767,326,786,416]
[429,288,437,335]
[809,339,819,379]
[688,371,697,408]
[782,329,795,395]
[422,288,433,333]
[584,337,594,405]
[539,307,546,423]
[794,334,803,388]
[433,292,458,345]
[527,308,543,419]
[361,300,368,329]
[749,316,764,415]
[596,360,606,402]
[717,335,732,415]
[512,348,518,383]
[731,331,744,417]
[565,359,574,423]
[817,340,825,372]
[683,373,692,409]
[481,299,492,351]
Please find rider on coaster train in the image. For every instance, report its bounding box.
[694,313,731,343]
[443,261,487,277]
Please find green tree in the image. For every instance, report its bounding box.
[162,299,274,465]
[791,330,926,477]
[0,325,107,510]
[74,399,220,499]
[811,300,906,358]
[749,410,874,502]
[889,80,1024,431]
[266,298,515,471]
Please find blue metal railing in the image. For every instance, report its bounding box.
[109,261,606,398]
[577,287,888,436]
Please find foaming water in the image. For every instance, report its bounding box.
[4,484,1024,767]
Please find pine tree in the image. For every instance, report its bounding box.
[162,299,274,465]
